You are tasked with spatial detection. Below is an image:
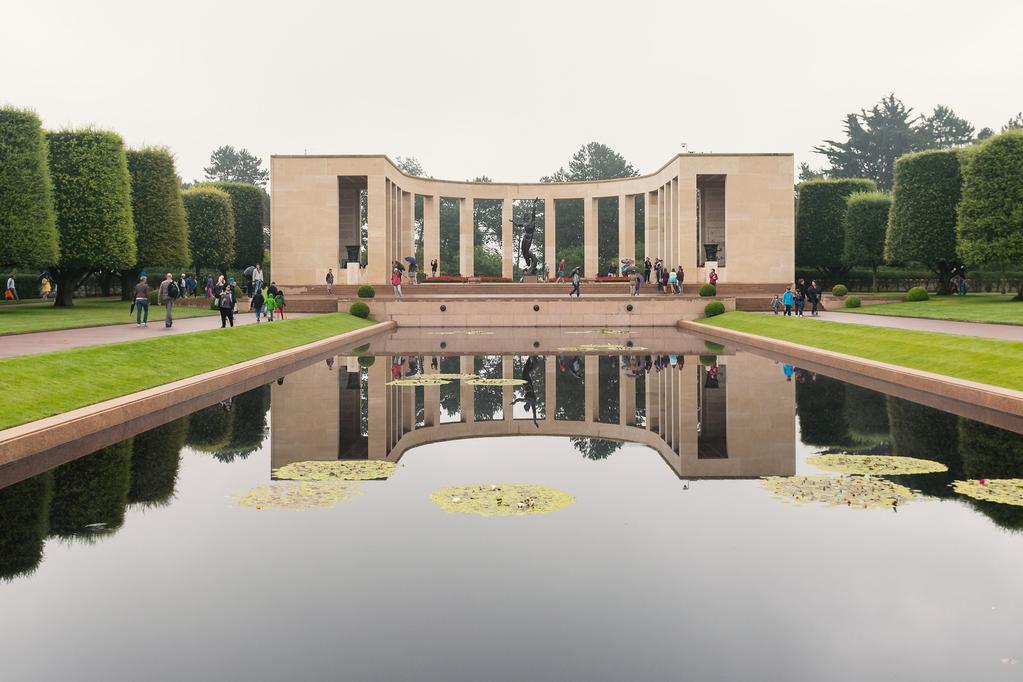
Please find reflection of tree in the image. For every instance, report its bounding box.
[186,402,235,454]
[0,472,53,580]
[843,384,889,440]
[885,396,961,498]
[555,356,585,421]
[796,374,852,446]
[213,385,270,462]
[597,355,620,424]
[438,356,461,418]
[49,440,133,540]
[958,419,1023,530]
[129,418,186,508]
[571,437,623,460]
[474,356,503,421]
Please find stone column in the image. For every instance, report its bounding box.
[545,198,556,277]
[619,194,635,265]
[366,175,388,285]
[620,368,636,427]
[645,189,659,268]
[424,195,440,278]
[459,356,474,422]
[502,197,513,279]
[658,187,666,266]
[670,178,680,270]
[503,356,514,421]
[664,181,674,268]
[678,175,698,273]
[584,355,597,423]
[545,354,556,421]
[584,196,597,277]
[459,196,474,277]
[367,360,389,458]
[401,190,414,267]
[645,365,660,432]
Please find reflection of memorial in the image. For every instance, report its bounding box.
[271,352,796,478]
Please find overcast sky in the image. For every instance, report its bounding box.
[3,0,1020,185]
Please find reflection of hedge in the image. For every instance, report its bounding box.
[129,418,186,508]
[0,106,59,267]
[843,384,889,439]
[214,385,270,462]
[49,440,133,539]
[0,472,53,580]
[795,374,852,446]
[959,419,1023,530]
[186,403,235,452]
[885,396,961,498]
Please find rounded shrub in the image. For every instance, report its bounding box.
[699,283,716,297]
[906,286,929,302]
[704,300,726,317]
[357,284,375,298]
[832,284,848,297]
[845,295,861,308]
[357,356,375,368]
[349,301,370,318]
[699,355,717,366]
[704,341,725,353]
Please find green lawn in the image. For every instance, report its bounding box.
[844,293,1023,325]
[697,311,1023,392]
[0,298,217,335]
[0,313,376,430]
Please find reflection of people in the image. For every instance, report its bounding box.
[783,363,793,381]
[326,357,335,371]
[510,356,540,427]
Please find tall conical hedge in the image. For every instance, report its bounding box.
[202,181,264,268]
[127,147,189,268]
[0,107,59,268]
[47,129,136,306]
[183,187,235,272]
[842,191,891,291]
[796,178,876,276]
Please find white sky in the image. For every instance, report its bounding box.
[2,0,1020,184]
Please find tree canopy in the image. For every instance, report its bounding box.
[183,187,235,272]
[795,178,876,276]
[0,106,59,269]
[203,145,268,187]
[126,147,189,268]
[541,142,640,182]
[201,181,264,268]
[842,192,891,290]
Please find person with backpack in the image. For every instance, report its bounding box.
[219,284,235,328]
[250,287,265,322]
[264,286,276,321]
[274,289,287,319]
[158,272,179,328]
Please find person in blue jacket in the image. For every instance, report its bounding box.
[782,287,794,316]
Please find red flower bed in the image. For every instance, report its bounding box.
[424,275,467,283]
[596,276,630,282]
[477,276,512,282]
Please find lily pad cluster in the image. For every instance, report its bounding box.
[808,454,948,476]
[564,328,629,336]
[235,482,361,510]
[425,329,494,336]
[429,373,478,380]
[952,479,1023,507]
[762,475,914,509]
[464,378,527,386]
[387,377,451,386]
[273,460,397,481]
[557,343,647,352]
[430,484,575,516]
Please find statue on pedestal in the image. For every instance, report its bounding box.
[510,198,540,277]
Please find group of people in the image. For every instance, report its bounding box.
[772,278,824,317]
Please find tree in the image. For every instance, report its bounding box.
[1002,113,1023,132]
[795,178,876,278]
[976,127,996,141]
[957,130,1023,299]
[121,147,190,299]
[885,396,961,499]
[814,94,925,191]
[0,471,52,580]
[571,437,623,460]
[48,440,133,540]
[129,418,186,508]
[0,107,59,269]
[182,187,235,273]
[203,145,268,187]
[885,150,962,294]
[541,141,639,182]
[395,156,427,177]
[797,162,826,182]
[47,129,136,307]
[919,105,976,148]
[842,192,891,291]
[202,182,264,268]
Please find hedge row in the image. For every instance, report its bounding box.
[0,107,59,268]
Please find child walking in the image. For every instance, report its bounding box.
[265,288,276,321]
[274,289,287,320]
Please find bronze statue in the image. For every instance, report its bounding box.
[510,198,540,276]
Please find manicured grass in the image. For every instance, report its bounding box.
[0,298,217,335]
[0,313,376,430]
[697,311,1023,392]
[844,293,1023,325]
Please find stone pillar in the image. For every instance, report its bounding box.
[645,189,659,268]
[619,194,635,265]
[401,190,414,267]
[664,181,674,268]
[424,195,440,278]
[366,175,388,285]
[584,355,597,423]
[678,176,698,273]
[645,365,660,432]
[503,356,514,421]
[545,198,556,277]
[584,196,597,278]
[502,197,513,279]
[670,178,680,270]
[367,360,389,458]
[459,196,474,277]
[658,187,666,266]
[545,354,556,421]
[459,356,474,422]
[621,369,636,427]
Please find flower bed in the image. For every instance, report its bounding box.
[424,275,468,283]
[595,276,630,282]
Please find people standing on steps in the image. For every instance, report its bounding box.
[391,268,403,298]
[569,266,581,297]
[643,257,652,285]
[556,258,566,283]
[134,276,150,327]
[219,284,235,327]
[252,264,263,296]
[158,272,179,328]
[326,268,334,294]
[676,266,685,294]
[709,269,719,286]
[430,258,438,278]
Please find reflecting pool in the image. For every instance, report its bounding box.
[2,327,1023,681]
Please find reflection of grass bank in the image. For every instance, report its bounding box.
[845,294,1022,326]
[0,313,376,430]
[698,312,1023,391]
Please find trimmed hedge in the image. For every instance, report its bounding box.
[704,300,726,317]
[127,147,189,269]
[699,283,717,297]
[832,284,848,297]
[0,471,52,580]
[48,440,133,538]
[357,355,375,367]
[845,295,862,308]
[796,178,876,273]
[203,181,264,268]
[842,192,891,275]
[128,418,185,508]
[183,187,235,272]
[957,131,1023,277]
[357,285,375,298]
[905,286,929,301]
[349,301,370,318]
[0,107,58,268]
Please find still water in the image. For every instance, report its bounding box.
[2,328,1023,681]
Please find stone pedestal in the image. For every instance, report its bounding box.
[345,265,361,285]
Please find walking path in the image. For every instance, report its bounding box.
[813,310,1023,341]
[0,312,311,359]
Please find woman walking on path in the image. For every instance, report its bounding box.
[133,276,150,327]
[205,274,214,299]
[252,264,263,295]
[391,268,403,298]
[218,285,235,328]
[250,288,265,322]
[556,258,566,283]
[569,267,581,297]
[808,279,822,316]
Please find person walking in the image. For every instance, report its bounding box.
[430,258,438,278]
[250,287,265,322]
[794,287,806,317]
[643,257,652,284]
[274,289,287,319]
[133,276,150,327]
[771,294,781,314]
[676,266,685,294]
[39,276,52,300]
[391,268,403,298]
[782,287,794,316]
[556,258,566,283]
[326,268,334,294]
[265,286,276,321]
[205,274,214,298]
[634,272,644,296]
[709,269,719,286]
[667,267,678,294]
[808,279,822,316]
[252,264,263,295]
[218,284,235,327]
[158,272,179,328]
[569,267,581,297]
[5,275,17,301]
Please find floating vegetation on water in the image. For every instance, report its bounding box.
[386,377,451,386]
[426,329,494,336]
[235,482,361,510]
[428,373,478,380]
[564,328,629,336]
[464,378,527,386]
[808,454,948,476]
[952,479,1023,507]
[557,343,647,352]
[762,475,914,509]
[273,460,397,481]
[430,484,575,516]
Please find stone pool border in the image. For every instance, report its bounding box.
[0,321,395,485]
[679,319,1023,433]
